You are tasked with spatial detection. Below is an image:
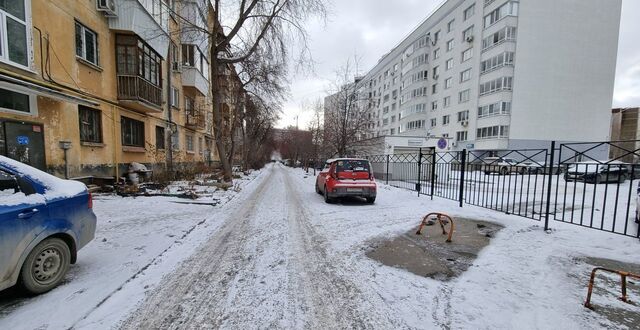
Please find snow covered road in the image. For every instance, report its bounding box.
[2,163,640,329]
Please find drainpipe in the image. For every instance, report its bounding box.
[166,42,174,174]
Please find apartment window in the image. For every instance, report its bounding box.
[461,48,473,62]
[433,48,440,59]
[484,1,519,28]
[430,118,437,127]
[75,22,98,66]
[186,134,194,152]
[171,128,180,150]
[459,89,471,103]
[444,96,451,108]
[198,137,203,154]
[0,1,29,67]
[390,128,395,135]
[463,4,475,21]
[383,106,389,114]
[447,19,455,32]
[477,125,509,139]
[482,26,517,50]
[0,87,35,114]
[457,110,469,122]
[446,58,454,70]
[391,115,396,123]
[78,105,102,143]
[391,103,397,111]
[442,115,450,125]
[432,83,438,94]
[171,42,180,71]
[432,66,440,79]
[406,119,426,131]
[155,126,165,150]
[431,100,438,111]
[121,116,145,147]
[456,131,468,141]
[170,86,179,108]
[479,76,513,95]
[480,51,515,74]
[182,44,209,78]
[462,26,474,42]
[478,101,511,117]
[116,35,162,86]
[460,68,472,82]
[433,30,441,43]
[445,77,452,89]
[446,39,454,51]
[383,118,389,125]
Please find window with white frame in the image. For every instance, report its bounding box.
[460,68,472,82]
[461,47,473,62]
[442,115,450,125]
[433,66,440,79]
[477,125,509,139]
[432,83,438,94]
[484,1,519,28]
[170,86,179,108]
[456,131,468,141]
[480,51,515,74]
[0,1,30,68]
[447,19,455,32]
[479,76,513,95]
[444,96,451,108]
[457,110,469,122]
[445,77,452,89]
[459,89,471,103]
[462,26,474,42]
[186,134,194,152]
[0,87,36,115]
[75,21,98,66]
[446,58,454,70]
[431,100,438,111]
[463,4,475,21]
[433,48,440,59]
[446,39,454,51]
[478,101,511,117]
[430,118,437,127]
[482,26,517,50]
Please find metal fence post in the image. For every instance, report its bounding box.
[544,141,556,231]
[430,147,436,200]
[417,148,422,195]
[385,154,390,185]
[459,149,467,207]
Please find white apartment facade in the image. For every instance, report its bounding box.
[361,0,621,155]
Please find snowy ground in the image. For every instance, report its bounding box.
[1,163,640,329]
[0,170,262,329]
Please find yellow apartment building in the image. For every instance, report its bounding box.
[0,0,236,180]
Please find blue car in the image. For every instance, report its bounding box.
[0,156,96,294]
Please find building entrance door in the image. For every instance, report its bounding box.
[0,120,46,170]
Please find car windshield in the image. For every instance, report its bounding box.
[335,160,370,172]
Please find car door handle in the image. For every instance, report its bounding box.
[18,209,39,219]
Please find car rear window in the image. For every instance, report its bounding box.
[335,160,370,173]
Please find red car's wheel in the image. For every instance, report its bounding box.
[324,185,333,203]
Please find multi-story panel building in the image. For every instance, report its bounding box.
[0,0,236,179]
[359,0,621,155]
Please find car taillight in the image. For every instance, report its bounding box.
[88,192,93,209]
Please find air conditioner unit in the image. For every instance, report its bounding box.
[466,35,474,43]
[96,0,117,16]
[461,120,468,127]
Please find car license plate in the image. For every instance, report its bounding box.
[347,188,362,192]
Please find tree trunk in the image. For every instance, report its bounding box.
[210,26,233,182]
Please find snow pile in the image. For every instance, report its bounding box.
[0,156,86,203]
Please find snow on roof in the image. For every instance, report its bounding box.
[0,156,86,203]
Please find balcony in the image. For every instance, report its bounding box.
[182,67,210,96]
[117,75,162,113]
[108,0,169,57]
[185,106,206,130]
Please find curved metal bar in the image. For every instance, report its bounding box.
[415,212,455,243]
[584,267,640,309]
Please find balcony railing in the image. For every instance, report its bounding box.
[186,106,206,130]
[117,75,162,109]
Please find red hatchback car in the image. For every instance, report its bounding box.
[315,158,377,204]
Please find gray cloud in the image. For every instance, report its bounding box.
[278,0,640,128]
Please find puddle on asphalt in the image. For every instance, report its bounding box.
[366,217,503,281]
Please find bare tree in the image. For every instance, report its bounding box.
[243,96,280,169]
[306,99,324,163]
[323,59,374,157]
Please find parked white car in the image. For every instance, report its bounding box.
[482,157,528,175]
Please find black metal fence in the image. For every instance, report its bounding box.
[364,140,640,239]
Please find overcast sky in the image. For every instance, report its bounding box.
[276,0,640,129]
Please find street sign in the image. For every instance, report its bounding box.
[437,137,447,149]
[17,136,29,145]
